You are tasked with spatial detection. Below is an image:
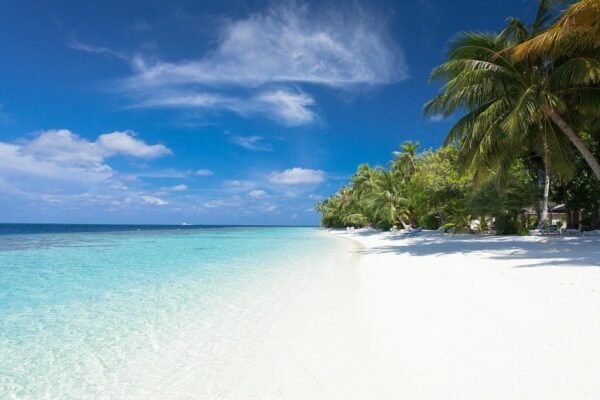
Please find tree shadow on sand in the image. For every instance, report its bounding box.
[354,233,600,268]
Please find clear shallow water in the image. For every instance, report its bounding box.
[0,226,345,399]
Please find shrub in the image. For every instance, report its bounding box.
[419,213,441,230]
[494,214,518,235]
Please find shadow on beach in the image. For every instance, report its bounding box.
[351,232,600,269]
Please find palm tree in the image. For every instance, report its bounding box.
[390,141,419,181]
[513,0,600,61]
[424,1,600,193]
[351,164,383,225]
[365,170,411,229]
[352,164,381,199]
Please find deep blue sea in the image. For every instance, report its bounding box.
[0,224,345,399]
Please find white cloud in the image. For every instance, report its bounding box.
[115,3,405,126]
[263,205,277,212]
[226,180,242,187]
[0,130,173,211]
[21,129,171,165]
[97,131,172,158]
[134,169,190,178]
[67,38,128,61]
[428,114,445,122]
[0,141,111,184]
[135,168,213,178]
[167,184,188,192]
[126,4,405,88]
[24,129,104,166]
[142,195,168,205]
[230,135,272,152]
[203,196,243,209]
[248,189,268,199]
[269,167,325,185]
[223,179,256,190]
[195,169,214,176]
[254,90,315,125]
[136,88,315,126]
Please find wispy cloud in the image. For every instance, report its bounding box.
[229,134,272,152]
[222,179,256,191]
[126,3,406,88]
[134,88,316,126]
[165,184,188,192]
[203,196,243,209]
[72,2,406,126]
[195,169,214,176]
[67,38,129,61]
[269,167,325,185]
[134,168,213,178]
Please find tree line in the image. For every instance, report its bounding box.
[317,0,600,233]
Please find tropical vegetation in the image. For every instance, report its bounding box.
[317,0,600,233]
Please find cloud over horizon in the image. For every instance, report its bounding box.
[0,129,173,211]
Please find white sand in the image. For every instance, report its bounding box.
[331,230,600,400]
[176,230,600,399]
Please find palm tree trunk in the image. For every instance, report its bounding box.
[541,130,550,225]
[397,216,409,230]
[548,111,600,180]
[541,172,550,225]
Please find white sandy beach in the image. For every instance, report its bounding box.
[217,230,600,400]
[321,230,600,400]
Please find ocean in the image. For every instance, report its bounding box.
[0,224,352,399]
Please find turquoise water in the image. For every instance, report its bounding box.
[0,227,344,399]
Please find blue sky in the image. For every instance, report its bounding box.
[0,0,542,225]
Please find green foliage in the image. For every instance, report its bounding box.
[419,214,441,230]
[425,0,600,182]
[441,210,473,234]
[407,146,472,222]
[494,214,519,235]
[317,1,600,233]
[551,131,600,228]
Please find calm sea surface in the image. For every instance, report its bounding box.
[0,225,344,399]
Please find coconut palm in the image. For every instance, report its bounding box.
[351,164,383,225]
[365,170,411,229]
[424,2,600,186]
[352,164,381,199]
[390,141,419,181]
[513,0,600,61]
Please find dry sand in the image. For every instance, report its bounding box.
[332,230,600,400]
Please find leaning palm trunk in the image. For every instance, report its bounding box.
[549,111,600,180]
[397,216,410,230]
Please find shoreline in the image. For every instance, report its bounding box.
[330,229,600,399]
